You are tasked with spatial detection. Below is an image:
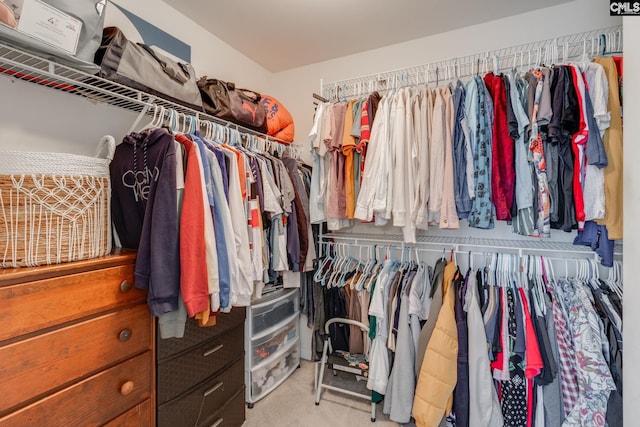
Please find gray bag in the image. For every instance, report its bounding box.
[95,26,204,111]
[0,0,106,72]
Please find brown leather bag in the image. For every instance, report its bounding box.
[197,77,267,133]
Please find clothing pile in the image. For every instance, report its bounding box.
[309,57,622,263]
[110,127,313,337]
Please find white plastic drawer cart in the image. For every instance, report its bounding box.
[245,288,300,408]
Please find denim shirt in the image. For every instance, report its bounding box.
[451,80,473,218]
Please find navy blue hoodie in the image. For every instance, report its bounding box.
[110,128,180,316]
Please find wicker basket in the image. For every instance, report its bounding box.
[0,137,115,268]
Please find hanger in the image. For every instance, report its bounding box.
[325,244,344,288]
[501,253,509,288]
[527,256,544,315]
[355,245,374,290]
[167,109,177,133]
[338,255,356,288]
[317,243,336,286]
[314,242,333,283]
[608,260,623,298]
[178,112,187,134]
[487,253,496,288]
[137,104,160,132]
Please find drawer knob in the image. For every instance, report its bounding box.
[120,280,133,292]
[119,329,132,342]
[120,380,134,396]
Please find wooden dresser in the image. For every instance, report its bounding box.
[0,251,155,426]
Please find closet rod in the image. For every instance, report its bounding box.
[131,103,301,159]
[321,25,622,99]
[320,232,623,261]
[320,239,622,277]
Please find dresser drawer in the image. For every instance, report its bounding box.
[0,304,151,413]
[0,263,144,342]
[0,351,152,427]
[157,359,244,427]
[104,399,153,427]
[251,289,299,336]
[158,324,244,404]
[199,387,246,427]
[158,308,246,361]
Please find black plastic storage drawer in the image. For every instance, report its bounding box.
[157,359,244,427]
[157,324,244,404]
[157,308,246,361]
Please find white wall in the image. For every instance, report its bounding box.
[272,0,621,165]
[0,0,271,156]
[623,17,638,427]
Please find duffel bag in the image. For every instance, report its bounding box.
[95,26,203,111]
[197,76,267,133]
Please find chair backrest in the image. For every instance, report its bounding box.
[323,317,370,335]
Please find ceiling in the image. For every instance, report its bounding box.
[164,0,572,73]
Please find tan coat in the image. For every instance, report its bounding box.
[412,261,459,427]
[593,57,623,239]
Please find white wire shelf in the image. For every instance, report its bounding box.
[0,40,295,149]
[321,25,622,99]
[321,232,623,259]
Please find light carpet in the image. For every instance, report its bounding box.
[244,360,400,427]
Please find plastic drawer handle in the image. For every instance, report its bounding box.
[120,280,133,292]
[210,418,223,427]
[203,344,224,357]
[203,381,224,397]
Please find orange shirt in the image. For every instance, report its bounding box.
[342,100,357,218]
[175,134,210,317]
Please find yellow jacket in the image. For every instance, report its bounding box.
[412,261,459,427]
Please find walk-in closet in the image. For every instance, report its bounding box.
[0,0,636,426]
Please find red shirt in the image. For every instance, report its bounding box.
[569,67,587,230]
[484,73,515,221]
[519,288,543,427]
[175,134,210,317]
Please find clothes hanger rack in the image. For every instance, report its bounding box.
[320,25,622,100]
[318,239,619,281]
[137,106,301,159]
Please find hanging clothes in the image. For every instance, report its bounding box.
[557,278,616,426]
[439,87,459,229]
[593,57,623,240]
[451,80,474,219]
[527,70,551,237]
[467,76,496,229]
[413,87,434,230]
[484,72,515,221]
[507,72,536,236]
[110,128,180,317]
[465,269,504,427]
[413,260,458,427]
